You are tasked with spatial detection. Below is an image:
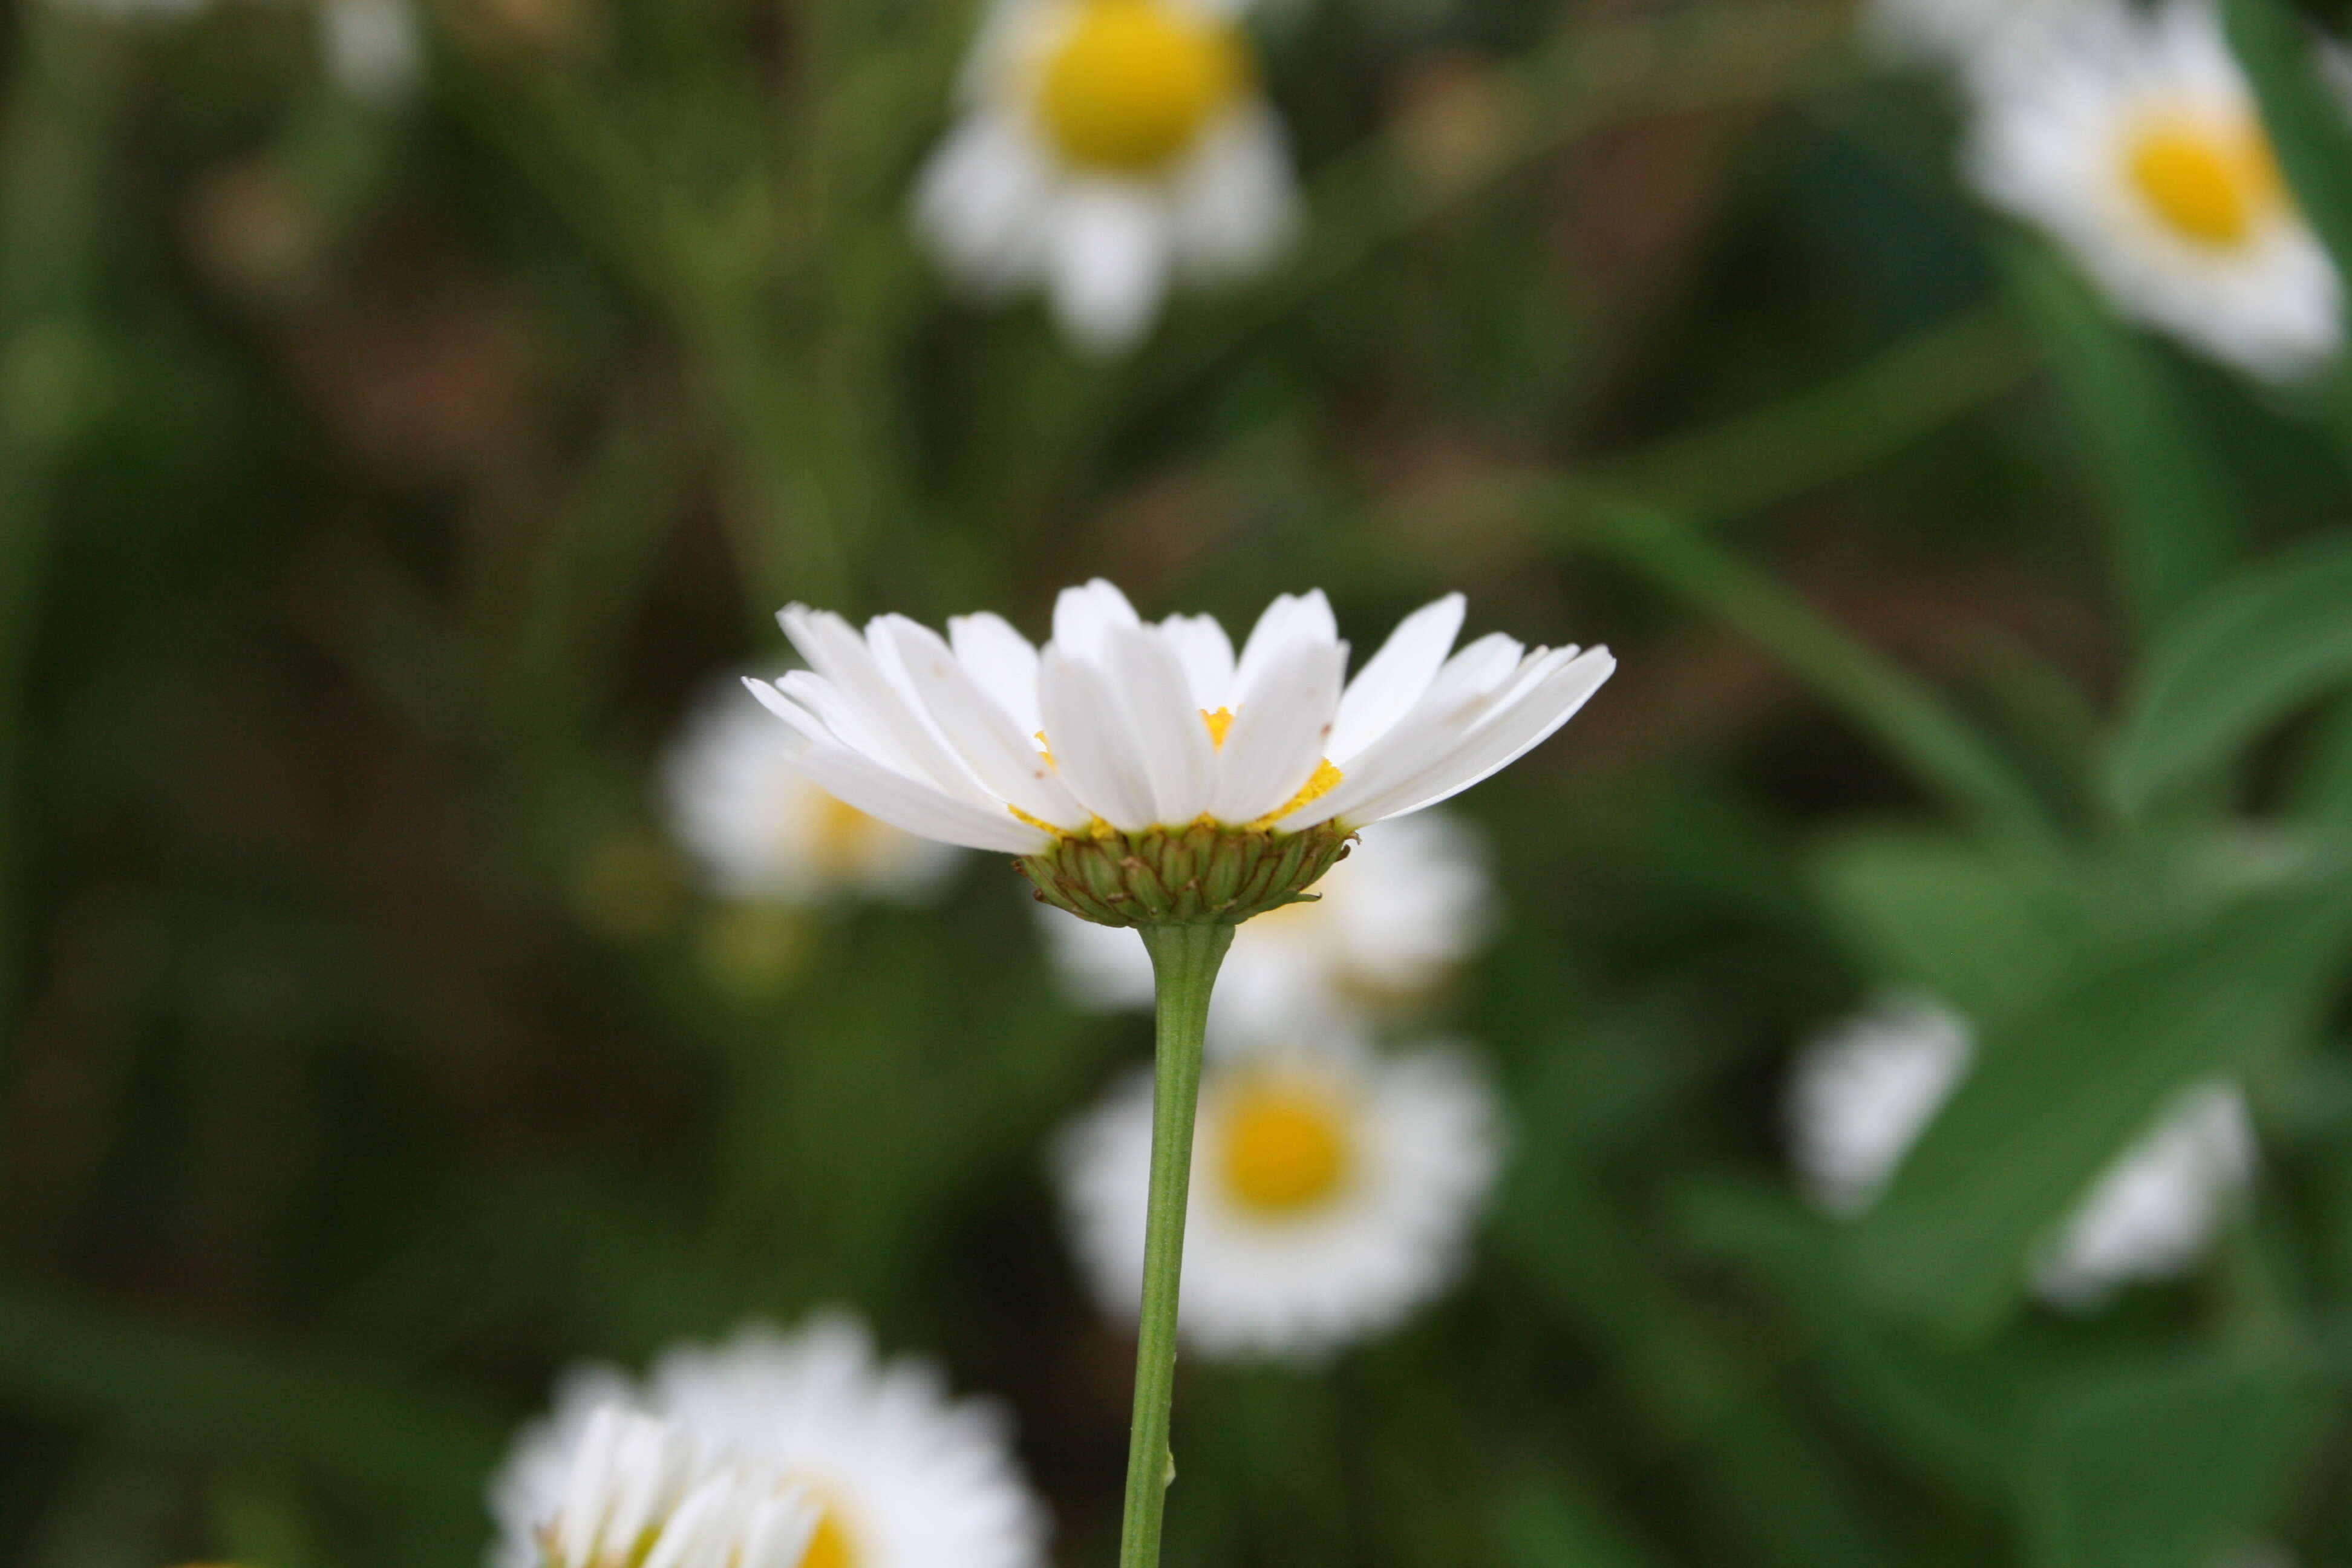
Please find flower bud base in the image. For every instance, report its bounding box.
[1016,820,1354,927]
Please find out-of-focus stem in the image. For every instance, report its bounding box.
[1119,921,1232,1568]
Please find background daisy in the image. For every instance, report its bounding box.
[1055,1030,1502,1361]
[1962,0,2343,380]
[910,0,1301,353]
[489,1315,1048,1568]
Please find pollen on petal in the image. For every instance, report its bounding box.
[1200,707,1235,748]
[1250,759,1343,829]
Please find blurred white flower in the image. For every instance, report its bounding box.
[743,581,1614,858]
[490,1315,1049,1568]
[2031,1077,2256,1307]
[1787,993,2258,1308]
[491,1405,819,1568]
[1962,0,2342,381]
[664,678,962,906]
[1054,1028,1502,1360]
[910,0,1301,354]
[319,0,423,103]
[1038,809,1494,1031]
[1787,993,1978,1218]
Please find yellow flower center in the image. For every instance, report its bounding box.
[801,1506,857,1568]
[1220,1079,1351,1213]
[1034,0,1248,174]
[2123,113,2284,248]
[805,790,886,875]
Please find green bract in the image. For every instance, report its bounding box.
[1016,820,1356,927]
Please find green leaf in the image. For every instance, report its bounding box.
[2001,241,2243,644]
[1489,1467,1664,1568]
[1812,827,2089,1023]
[2112,531,2352,811]
[2224,0,2352,286]
[2025,1354,2329,1568]
[1853,871,2352,1334]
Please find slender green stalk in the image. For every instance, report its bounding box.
[1120,921,1234,1568]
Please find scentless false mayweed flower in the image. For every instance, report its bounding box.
[742,581,1613,927]
[742,580,1606,1568]
[1039,809,1494,1031]
[1788,993,2259,1308]
[909,0,1301,354]
[1963,0,2343,381]
[494,1406,820,1568]
[489,1315,1048,1568]
[1056,1028,1503,1360]
[664,677,962,907]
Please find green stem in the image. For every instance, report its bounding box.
[1120,921,1233,1568]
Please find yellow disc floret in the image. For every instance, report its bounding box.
[1220,1079,1351,1213]
[802,1508,857,1568]
[1035,0,1248,174]
[2123,113,2284,248]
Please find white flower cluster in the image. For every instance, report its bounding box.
[490,1314,1048,1568]
[1787,993,2258,1308]
[1872,0,2346,382]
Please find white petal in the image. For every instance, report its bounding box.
[1328,593,1465,762]
[1210,636,1345,822]
[1047,181,1172,356]
[745,680,1050,852]
[1169,106,1300,281]
[742,1487,822,1568]
[949,610,1045,736]
[909,112,1055,295]
[1050,579,1142,664]
[1302,632,1525,818]
[1108,625,1218,823]
[777,607,995,806]
[1039,648,1160,831]
[1231,589,1338,699]
[1158,612,1237,708]
[879,616,1086,826]
[1307,646,1615,826]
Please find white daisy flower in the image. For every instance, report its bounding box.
[1787,994,2258,1308]
[1054,1030,1503,1360]
[664,678,962,906]
[910,0,1302,355]
[1038,809,1494,1030]
[742,580,1613,926]
[489,1404,820,1568]
[1963,0,2344,381]
[489,1315,1049,1568]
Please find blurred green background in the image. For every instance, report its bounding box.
[5,0,2352,1562]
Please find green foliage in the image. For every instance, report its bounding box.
[2113,532,2352,811]
[2,0,2351,1563]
